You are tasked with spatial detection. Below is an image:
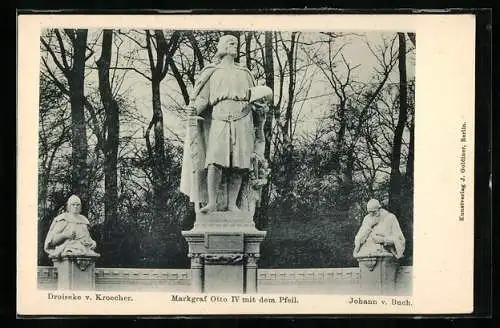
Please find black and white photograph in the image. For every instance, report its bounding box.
[17,13,475,316]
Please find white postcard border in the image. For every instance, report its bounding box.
[17,13,476,315]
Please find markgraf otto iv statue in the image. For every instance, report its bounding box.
[180,34,272,215]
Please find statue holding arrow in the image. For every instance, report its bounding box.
[180,34,272,215]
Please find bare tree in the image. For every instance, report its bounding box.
[96,29,120,235]
[40,29,91,202]
[388,33,409,216]
[304,34,359,173]
[304,33,399,211]
[128,30,182,232]
[270,32,301,203]
[254,31,275,229]
[38,74,71,219]
[245,32,253,70]
[407,33,416,47]
[405,80,415,185]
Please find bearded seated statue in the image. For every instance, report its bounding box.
[44,195,100,259]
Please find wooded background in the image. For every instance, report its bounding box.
[38,29,415,269]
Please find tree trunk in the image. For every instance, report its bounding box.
[283,32,296,140]
[389,33,408,216]
[407,33,416,47]
[69,29,88,203]
[186,32,204,70]
[283,32,297,200]
[255,31,274,229]
[143,30,184,266]
[263,32,275,161]
[245,32,252,70]
[329,99,347,172]
[337,153,355,212]
[273,32,298,221]
[406,119,414,185]
[150,78,167,224]
[97,29,120,234]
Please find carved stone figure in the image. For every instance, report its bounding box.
[44,195,100,259]
[353,199,405,269]
[180,34,272,215]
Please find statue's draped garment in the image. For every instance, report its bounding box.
[44,213,98,259]
[353,209,406,259]
[180,62,256,205]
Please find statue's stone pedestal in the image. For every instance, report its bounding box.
[182,211,266,293]
[357,256,399,295]
[52,255,99,290]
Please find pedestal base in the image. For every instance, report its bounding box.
[205,263,244,293]
[52,255,98,290]
[182,211,266,293]
[357,256,399,295]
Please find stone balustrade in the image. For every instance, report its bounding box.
[38,266,412,295]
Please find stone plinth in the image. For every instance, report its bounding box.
[52,255,99,290]
[182,211,266,293]
[357,256,399,295]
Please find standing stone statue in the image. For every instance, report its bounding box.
[44,195,99,259]
[353,199,405,294]
[180,35,271,293]
[180,34,272,215]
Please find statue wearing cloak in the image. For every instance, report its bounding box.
[353,208,406,261]
[179,61,261,213]
[44,212,99,259]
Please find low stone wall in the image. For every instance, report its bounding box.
[38,267,191,292]
[94,268,191,292]
[38,266,58,290]
[258,266,412,295]
[37,266,412,295]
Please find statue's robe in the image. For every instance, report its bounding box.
[353,209,406,260]
[179,62,257,210]
[44,213,98,259]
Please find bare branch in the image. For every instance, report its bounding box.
[63,29,76,43]
[54,30,71,70]
[40,36,69,77]
[186,31,204,69]
[109,66,152,81]
[144,117,155,160]
[407,32,416,47]
[110,31,122,94]
[41,57,70,95]
[154,30,167,78]
[273,32,285,111]
[86,29,102,62]
[117,30,148,49]
[253,32,266,71]
[366,39,386,70]
[83,98,105,151]
[168,58,189,105]
[160,30,181,80]
[85,46,95,62]
[145,30,156,76]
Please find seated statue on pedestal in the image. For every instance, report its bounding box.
[353,199,405,270]
[44,195,100,259]
[180,34,272,216]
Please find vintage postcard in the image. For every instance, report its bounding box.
[17,13,476,316]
